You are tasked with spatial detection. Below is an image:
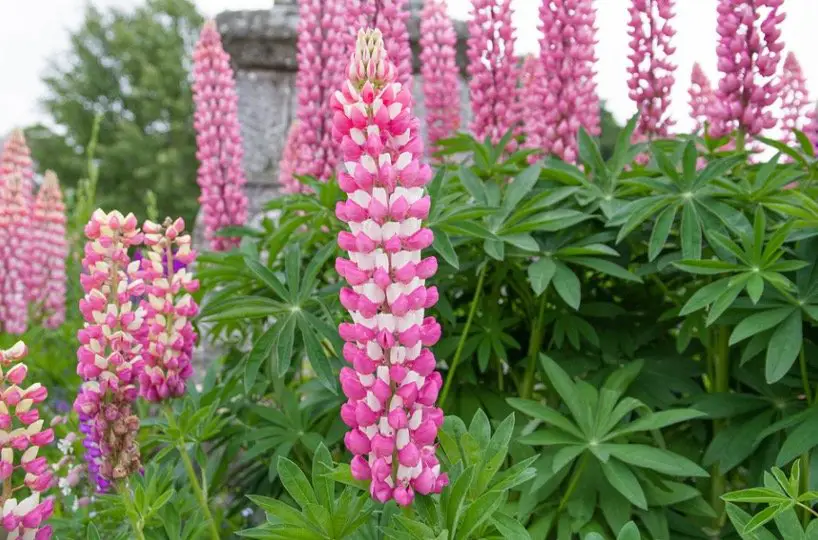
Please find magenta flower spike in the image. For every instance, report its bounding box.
[137,218,199,402]
[0,130,34,335]
[295,0,353,182]
[537,0,600,163]
[627,0,677,141]
[711,0,785,142]
[0,341,56,540]
[467,0,521,146]
[689,62,716,134]
[332,29,447,507]
[74,210,145,492]
[806,106,818,151]
[420,0,461,154]
[192,20,249,252]
[779,52,813,147]
[30,171,67,329]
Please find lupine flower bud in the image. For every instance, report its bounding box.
[333,28,447,508]
[30,171,67,329]
[468,0,521,147]
[534,0,600,163]
[0,342,55,539]
[779,52,813,147]
[137,218,199,402]
[74,210,145,492]
[192,20,249,251]
[420,0,461,154]
[627,0,676,141]
[689,62,715,133]
[711,0,785,141]
[0,130,34,334]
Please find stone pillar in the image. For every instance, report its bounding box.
[214,0,470,214]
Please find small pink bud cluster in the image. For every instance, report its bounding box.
[689,63,715,133]
[74,210,145,491]
[467,0,521,146]
[626,0,677,141]
[278,122,302,194]
[779,52,813,147]
[536,0,600,163]
[332,29,448,507]
[192,20,249,251]
[30,171,67,329]
[0,130,34,334]
[419,0,461,153]
[137,218,199,402]
[0,341,55,540]
[711,0,785,140]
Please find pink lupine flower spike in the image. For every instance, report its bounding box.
[333,29,448,507]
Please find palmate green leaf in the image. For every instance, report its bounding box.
[277,457,318,510]
[614,196,670,243]
[446,466,476,534]
[746,503,793,535]
[606,409,705,439]
[490,455,538,492]
[706,278,746,325]
[276,315,297,376]
[729,307,795,345]
[600,458,647,509]
[604,444,709,477]
[538,355,593,436]
[703,411,773,474]
[245,323,279,393]
[722,488,790,504]
[199,297,282,322]
[680,202,702,259]
[725,504,779,540]
[490,512,531,540]
[459,166,488,205]
[648,204,677,261]
[679,277,733,315]
[475,414,515,493]
[673,259,742,275]
[528,257,557,296]
[766,310,803,383]
[569,256,642,282]
[578,127,606,174]
[517,430,583,446]
[431,228,459,269]
[456,490,506,539]
[246,495,314,529]
[502,164,542,216]
[245,257,291,302]
[298,317,336,391]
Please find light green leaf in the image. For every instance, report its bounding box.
[600,459,647,510]
[604,444,709,477]
[729,308,795,345]
[277,457,318,510]
[553,262,581,310]
[528,257,557,296]
[766,310,803,383]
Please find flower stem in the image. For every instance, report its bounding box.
[710,326,730,530]
[521,293,547,399]
[439,264,488,406]
[165,407,220,540]
[118,480,147,540]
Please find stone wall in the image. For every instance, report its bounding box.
[214,0,471,219]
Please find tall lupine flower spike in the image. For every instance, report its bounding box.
[689,63,715,133]
[420,0,461,154]
[467,0,521,146]
[73,210,145,492]
[0,130,35,334]
[192,20,249,251]
[711,0,785,142]
[806,105,818,151]
[0,341,55,540]
[537,0,600,163]
[30,172,68,329]
[333,29,448,507]
[138,218,199,402]
[779,52,813,147]
[279,122,302,194]
[626,0,677,141]
[295,0,352,182]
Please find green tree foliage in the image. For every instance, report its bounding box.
[25,0,203,224]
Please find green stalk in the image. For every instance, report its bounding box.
[800,346,812,526]
[521,293,548,399]
[118,480,147,540]
[165,407,221,540]
[439,265,488,406]
[710,326,730,529]
[736,129,746,154]
[558,453,588,512]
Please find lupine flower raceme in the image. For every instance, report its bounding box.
[536,0,600,163]
[419,0,461,154]
[295,0,352,183]
[467,0,521,147]
[806,105,818,151]
[192,20,249,251]
[73,210,145,492]
[333,29,448,507]
[711,0,785,142]
[30,171,67,329]
[137,218,199,402]
[0,341,55,540]
[779,52,813,147]
[689,62,715,134]
[627,0,676,141]
[0,130,34,334]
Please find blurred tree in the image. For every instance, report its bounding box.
[25,0,203,225]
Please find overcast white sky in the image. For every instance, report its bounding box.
[1,0,816,137]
